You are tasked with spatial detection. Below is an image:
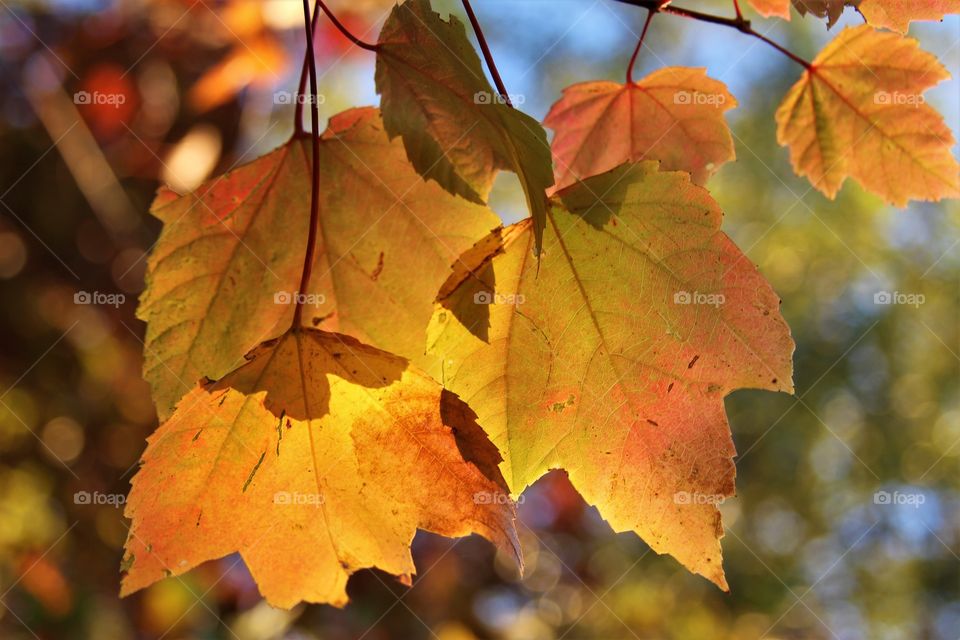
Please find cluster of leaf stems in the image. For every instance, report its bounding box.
[289,0,815,324]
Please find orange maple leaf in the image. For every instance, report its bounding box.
[544,67,737,190]
[776,25,960,204]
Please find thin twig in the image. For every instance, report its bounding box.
[613,0,812,68]
[461,0,512,106]
[292,0,323,330]
[627,9,656,84]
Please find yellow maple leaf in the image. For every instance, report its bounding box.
[426,162,794,589]
[860,0,960,33]
[122,328,519,608]
[139,107,499,420]
[776,25,960,204]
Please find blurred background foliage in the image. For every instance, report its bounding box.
[0,0,957,638]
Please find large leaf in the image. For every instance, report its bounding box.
[544,67,737,190]
[859,0,960,33]
[122,328,519,608]
[375,0,554,252]
[425,162,794,588]
[140,107,499,419]
[776,25,960,204]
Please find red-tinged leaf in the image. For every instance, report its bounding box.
[749,0,792,18]
[544,68,737,190]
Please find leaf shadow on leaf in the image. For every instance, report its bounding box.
[440,388,510,491]
[434,226,512,344]
[207,330,405,422]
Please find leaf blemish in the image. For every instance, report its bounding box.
[243,451,266,492]
[370,251,385,280]
[276,410,286,456]
[687,355,700,369]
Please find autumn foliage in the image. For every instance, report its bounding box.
[121,0,959,608]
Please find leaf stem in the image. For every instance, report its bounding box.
[613,0,812,69]
[293,0,323,330]
[316,0,379,51]
[626,9,656,84]
[732,0,743,20]
[294,4,322,136]
[461,0,512,106]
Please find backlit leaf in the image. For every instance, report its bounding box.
[139,107,499,420]
[544,68,737,190]
[859,0,960,33]
[792,0,854,26]
[775,25,960,204]
[426,162,794,588]
[122,328,520,609]
[375,0,554,252]
[749,0,791,18]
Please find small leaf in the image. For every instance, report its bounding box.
[375,0,554,252]
[139,107,499,420]
[792,0,854,27]
[544,68,737,190]
[122,328,519,609]
[776,25,960,204]
[749,0,792,18]
[426,162,794,589]
[859,0,960,33]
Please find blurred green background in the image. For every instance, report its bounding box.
[0,0,957,638]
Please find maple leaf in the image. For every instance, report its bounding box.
[749,0,792,18]
[374,0,554,252]
[859,0,960,33]
[792,0,855,26]
[425,162,794,588]
[776,26,960,204]
[122,328,520,609]
[544,68,737,191]
[139,107,499,420]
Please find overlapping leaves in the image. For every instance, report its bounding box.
[140,107,499,420]
[426,163,795,587]
[375,0,554,252]
[125,0,958,609]
[123,328,519,608]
